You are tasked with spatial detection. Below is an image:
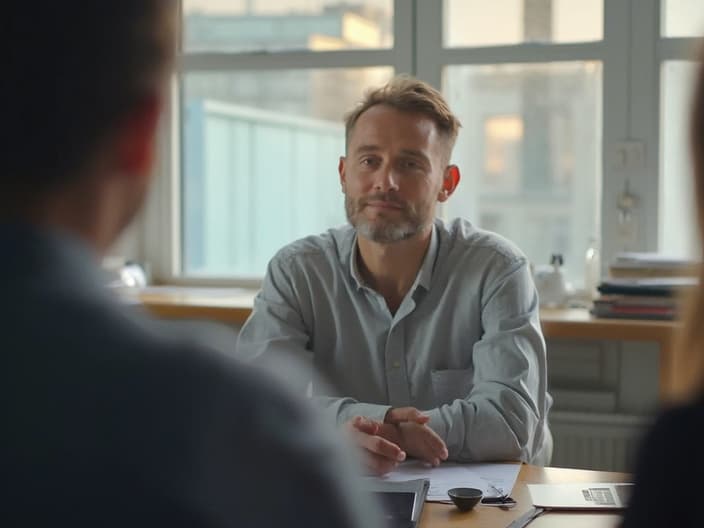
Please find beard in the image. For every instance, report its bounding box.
[345,193,429,243]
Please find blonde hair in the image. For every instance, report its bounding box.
[344,75,461,161]
[673,46,704,400]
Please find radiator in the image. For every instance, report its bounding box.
[549,411,652,472]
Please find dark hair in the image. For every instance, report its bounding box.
[344,75,462,161]
[2,1,175,202]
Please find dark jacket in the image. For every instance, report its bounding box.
[622,392,704,527]
[0,223,375,527]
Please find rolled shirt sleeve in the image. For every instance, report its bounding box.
[425,258,550,463]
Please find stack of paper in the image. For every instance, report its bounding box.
[608,252,696,278]
[592,276,696,320]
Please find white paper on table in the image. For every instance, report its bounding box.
[375,460,521,502]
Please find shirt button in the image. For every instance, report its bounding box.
[392,361,401,369]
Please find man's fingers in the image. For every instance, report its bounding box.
[348,418,406,463]
[348,415,380,435]
[425,430,449,460]
[398,422,449,464]
[385,407,429,425]
[359,433,406,462]
[345,417,406,475]
[424,429,449,461]
[363,452,399,476]
[409,412,430,425]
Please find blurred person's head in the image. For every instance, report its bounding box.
[675,44,704,399]
[339,76,462,244]
[2,1,177,252]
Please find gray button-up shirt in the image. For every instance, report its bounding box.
[237,218,552,464]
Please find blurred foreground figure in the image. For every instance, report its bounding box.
[0,2,377,526]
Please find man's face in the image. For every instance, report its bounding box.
[339,104,453,244]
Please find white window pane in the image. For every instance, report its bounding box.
[181,67,394,277]
[661,0,704,38]
[660,61,699,258]
[444,0,602,48]
[444,62,602,286]
[183,0,393,52]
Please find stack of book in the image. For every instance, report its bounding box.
[592,253,698,320]
[607,252,696,278]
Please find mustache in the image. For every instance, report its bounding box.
[359,193,407,208]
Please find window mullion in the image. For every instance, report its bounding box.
[392,0,414,74]
[627,0,660,253]
[180,50,397,72]
[414,0,443,87]
[600,0,639,273]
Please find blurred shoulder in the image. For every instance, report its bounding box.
[643,394,704,452]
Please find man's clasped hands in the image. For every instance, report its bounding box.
[346,407,449,476]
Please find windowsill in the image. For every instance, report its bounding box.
[132,285,682,399]
[130,285,257,325]
[132,285,681,332]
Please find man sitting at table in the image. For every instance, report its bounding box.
[237,76,552,474]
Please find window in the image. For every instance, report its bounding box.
[444,62,601,280]
[660,61,699,257]
[183,0,394,52]
[661,0,704,38]
[182,67,391,277]
[172,0,400,281]
[482,115,524,191]
[420,0,606,285]
[659,0,704,257]
[144,1,704,286]
[444,0,603,47]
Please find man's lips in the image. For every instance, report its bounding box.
[364,200,404,210]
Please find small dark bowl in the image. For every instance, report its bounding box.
[447,487,483,512]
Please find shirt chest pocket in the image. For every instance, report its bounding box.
[430,368,473,405]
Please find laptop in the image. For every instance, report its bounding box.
[365,478,429,528]
[527,482,634,510]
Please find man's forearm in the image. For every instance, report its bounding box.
[312,396,392,426]
[424,391,543,462]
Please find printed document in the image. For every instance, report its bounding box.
[375,461,521,502]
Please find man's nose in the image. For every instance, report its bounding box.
[373,166,400,192]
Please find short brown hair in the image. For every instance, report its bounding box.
[344,75,462,161]
[3,1,175,202]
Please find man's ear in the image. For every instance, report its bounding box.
[438,165,460,202]
[338,156,347,192]
[114,93,163,178]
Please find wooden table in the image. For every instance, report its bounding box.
[421,464,629,528]
[136,287,681,399]
[136,286,256,325]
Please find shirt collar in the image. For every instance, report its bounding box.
[349,234,366,290]
[348,223,439,292]
[416,223,439,291]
